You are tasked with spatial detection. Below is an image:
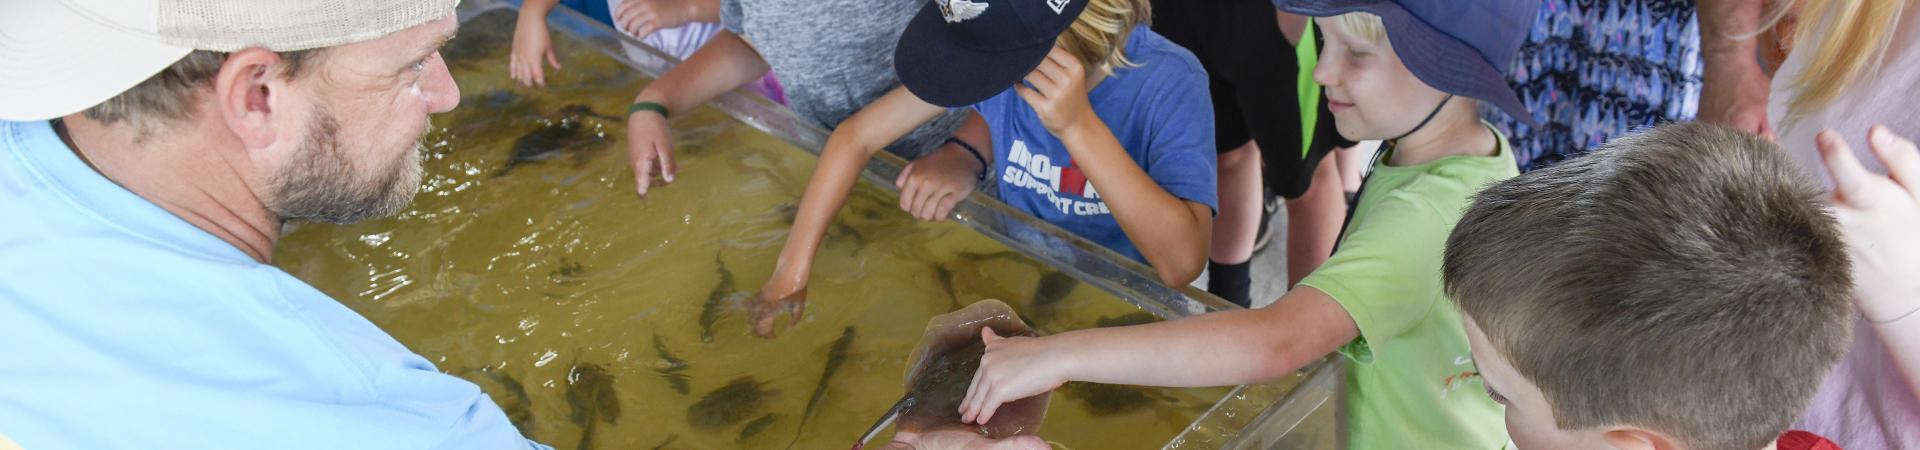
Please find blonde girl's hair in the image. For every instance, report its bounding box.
[1057,0,1151,78]
[1336,12,1388,44]
[1762,0,1909,127]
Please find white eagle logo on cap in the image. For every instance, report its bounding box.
[935,0,988,23]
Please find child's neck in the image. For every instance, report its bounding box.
[1386,102,1496,167]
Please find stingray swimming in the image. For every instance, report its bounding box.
[496,104,623,177]
[853,299,1051,450]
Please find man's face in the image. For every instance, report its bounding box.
[1464,317,1614,449]
[1310,17,1452,142]
[262,16,460,224]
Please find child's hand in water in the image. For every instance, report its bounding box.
[960,328,1071,425]
[1819,126,1920,324]
[509,10,562,87]
[626,107,677,197]
[614,0,697,40]
[749,276,807,338]
[897,143,985,221]
[1016,47,1096,136]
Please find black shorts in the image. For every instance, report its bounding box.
[1152,0,1354,199]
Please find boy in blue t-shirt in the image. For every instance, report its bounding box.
[745,0,1216,336]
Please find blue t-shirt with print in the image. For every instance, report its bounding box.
[973,26,1217,263]
[0,120,550,450]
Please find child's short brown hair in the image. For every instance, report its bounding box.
[1442,123,1854,449]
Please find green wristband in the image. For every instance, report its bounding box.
[628,101,669,118]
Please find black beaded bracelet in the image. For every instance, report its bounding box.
[945,137,989,182]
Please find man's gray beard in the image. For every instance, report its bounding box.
[265,108,423,225]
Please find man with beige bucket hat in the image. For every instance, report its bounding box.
[0,1,549,448]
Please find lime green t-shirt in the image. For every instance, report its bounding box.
[1296,123,1519,450]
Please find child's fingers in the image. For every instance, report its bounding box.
[917,191,948,220]
[962,360,989,420]
[633,153,656,197]
[615,0,636,21]
[900,178,923,215]
[1034,56,1072,87]
[934,190,964,220]
[1819,130,1875,207]
[656,145,677,183]
[1868,125,1920,198]
[974,394,998,425]
[1014,84,1046,110]
[895,162,916,190]
[1029,63,1059,92]
[546,50,562,70]
[1045,46,1079,72]
[1022,71,1055,98]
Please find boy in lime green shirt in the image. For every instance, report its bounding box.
[952,1,1537,448]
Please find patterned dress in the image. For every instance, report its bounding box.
[1485,0,1703,171]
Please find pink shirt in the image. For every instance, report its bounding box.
[1771,6,1920,449]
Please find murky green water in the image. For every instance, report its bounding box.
[275,11,1232,449]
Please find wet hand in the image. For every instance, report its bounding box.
[897,147,983,222]
[509,15,562,87]
[614,0,696,40]
[1015,47,1096,136]
[626,108,677,197]
[748,278,807,338]
[960,328,1068,425]
[1819,126,1920,323]
[882,428,1050,450]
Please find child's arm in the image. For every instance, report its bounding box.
[613,0,722,39]
[1817,126,1920,401]
[1018,48,1212,285]
[897,112,991,221]
[626,31,772,197]
[749,87,952,337]
[509,0,564,87]
[958,286,1359,424]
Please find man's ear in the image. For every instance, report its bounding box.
[1603,427,1685,450]
[212,48,289,150]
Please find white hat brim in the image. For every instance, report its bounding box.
[0,1,193,122]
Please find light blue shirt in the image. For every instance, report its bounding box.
[0,120,549,450]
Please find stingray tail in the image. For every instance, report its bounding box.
[852,395,913,450]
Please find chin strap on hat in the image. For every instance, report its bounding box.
[1389,94,1454,142]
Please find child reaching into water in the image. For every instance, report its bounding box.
[748,0,1219,336]
[951,0,1537,448]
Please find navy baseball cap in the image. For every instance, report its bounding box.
[1275,0,1539,125]
[895,0,1091,107]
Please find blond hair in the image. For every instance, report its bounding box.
[1057,0,1150,78]
[1764,0,1908,127]
[1335,12,1388,45]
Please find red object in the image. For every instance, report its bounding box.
[1777,430,1842,450]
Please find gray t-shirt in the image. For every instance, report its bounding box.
[721,0,966,158]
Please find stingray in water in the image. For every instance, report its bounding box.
[566,361,622,450]
[688,377,777,431]
[852,299,1051,450]
[496,104,623,177]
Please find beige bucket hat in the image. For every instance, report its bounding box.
[0,0,460,121]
